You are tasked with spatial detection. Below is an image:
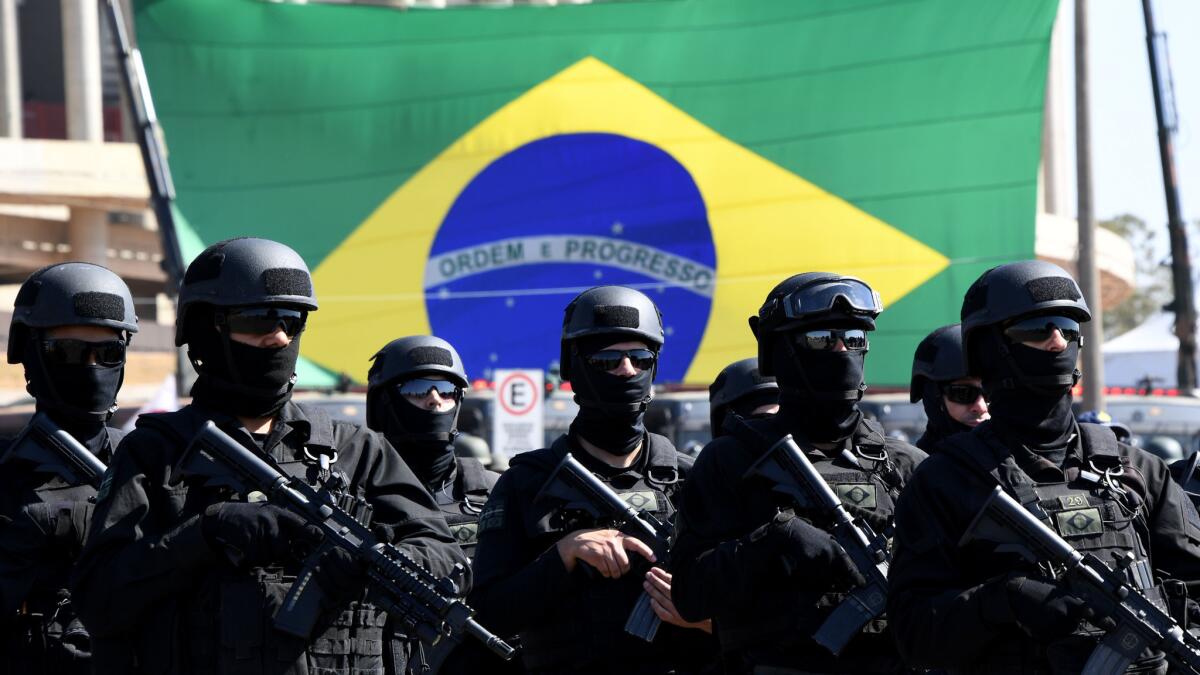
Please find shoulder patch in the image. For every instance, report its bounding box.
[478,501,506,534]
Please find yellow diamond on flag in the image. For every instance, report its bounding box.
[306,57,948,383]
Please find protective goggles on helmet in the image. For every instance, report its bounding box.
[585,348,658,372]
[220,307,306,338]
[41,338,127,367]
[1002,315,1082,345]
[792,329,869,352]
[776,277,882,326]
[941,383,985,405]
[394,378,463,402]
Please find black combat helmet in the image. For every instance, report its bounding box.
[366,335,469,429]
[8,262,139,364]
[709,357,778,433]
[959,260,1090,375]
[909,324,968,403]
[559,286,664,380]
[175,237,318,346]
[749,272,882,376]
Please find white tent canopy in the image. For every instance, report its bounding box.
[1104,312,1181,388]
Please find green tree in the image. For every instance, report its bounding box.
[1099,213,1171,339]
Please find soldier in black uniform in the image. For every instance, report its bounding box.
[888,260,1200,673]
[909,323,989,453]
[71,238,466,675]
[0,262,138,675]
[708,357,778,439]
[670,272,926,673]
[470,285,715,675]
[365,335,509,673]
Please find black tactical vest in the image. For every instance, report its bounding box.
[431,458,495,559]
[513,434,684,673]
[136,407,387,675]
[943,424,1169,675]
[0,425,120,675]
[722,416,904,653]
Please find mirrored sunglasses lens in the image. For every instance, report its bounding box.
[800,330,836,350]
[841,330,869,350]
[227,309,304,336]
[627,349,657,369]
[397,379,460,399]
[94,341,127,366]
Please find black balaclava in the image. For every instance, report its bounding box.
[187,307,300,418]
[368,384,458,490]
[916,379,972,452]
[771,334,865,444]
[568,336,654,455]
[977,327,1079,450]
[24,332,121,450]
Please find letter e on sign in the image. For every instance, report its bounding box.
[492,369,545,457]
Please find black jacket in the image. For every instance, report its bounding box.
[71,401,465,675]
[670,414,925,673]
[0,419,121,675]
[469,432,714,674]
[888,421,1200,673]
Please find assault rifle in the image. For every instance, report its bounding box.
[961,485,1200,675]
[742,434,890,655]
[173,421,515,660]
[535,452,672,642]
[1,412,107,489]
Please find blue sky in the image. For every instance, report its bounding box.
[1069,0,1199,233]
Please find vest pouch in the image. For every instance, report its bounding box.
[305,601,386,675]
[217,574,311,675]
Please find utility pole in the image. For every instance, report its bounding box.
[1142,0,1196,391]
[1076,0,1104,411]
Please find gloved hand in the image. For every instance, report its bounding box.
[201,502,317,567]
[768,512,866,589]
[314,546,368,606]
[989,574,1090,640]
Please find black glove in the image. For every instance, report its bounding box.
[314,546,368,606]
[987,574,1090,640]
[768,512,866,589]
[201,502,317,567]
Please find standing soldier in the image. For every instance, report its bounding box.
[909,323,989,452]
[365,335,507,673]
[72,238,466,675]
[671,272,926,673]
[889,261,1200,673]
[470,286,714,675]
[708,357,779,440]
[0,263,138,675]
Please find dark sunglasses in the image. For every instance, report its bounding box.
[1003,315,1082,345]
[41,338,127,367]
[395,378,463,401]
[585,348,658,372]
[220,307,306,338]
[942,383,985,405]
[793,329,869,352]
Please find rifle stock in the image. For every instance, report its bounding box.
[174,421,515,660]
[1,412,107,489]
[742,434,890,655]
[960,486,1200,675]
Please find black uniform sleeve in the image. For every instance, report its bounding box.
[886,456,1007,669]
[468,467,581,636]
[351,426,468,584]
[1129,448,1200,583]
[669,437,780,623]
[71,428,219,638]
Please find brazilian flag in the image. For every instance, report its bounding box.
[137,0,1058,387]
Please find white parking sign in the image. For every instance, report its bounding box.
[492,369,544,457]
